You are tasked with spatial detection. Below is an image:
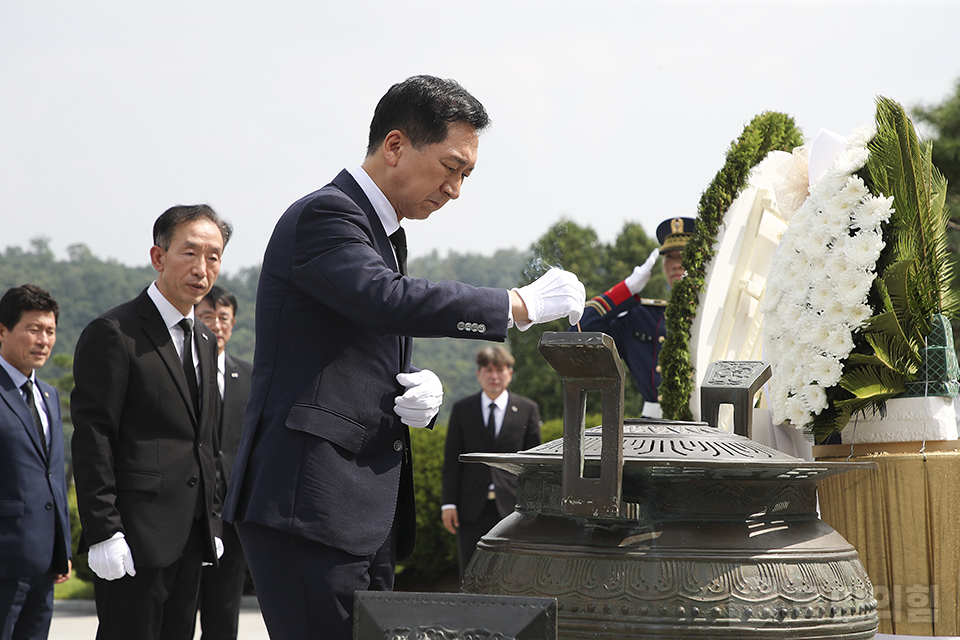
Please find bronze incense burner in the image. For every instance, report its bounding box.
[461,332,878,639]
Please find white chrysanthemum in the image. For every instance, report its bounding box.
[809,173,849,205]
[846,123,877,148]
[833,176,869,210]
[846,302,873,329]
[806,322,832,351]
[842,230,884,269]
[808,284,835,313]
[825,325,856,359]
[783,394,811,427]
[834,147,871,176]
[799,384,829,415]
[851,196,894,232]
[808,354,843,388]
[832,269,875,307]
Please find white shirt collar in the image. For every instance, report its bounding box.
[482,390,509,411]
[0,353,32,389]
[346,165,400,237]
[147,282,195,329]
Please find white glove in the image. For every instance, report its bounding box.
[625,249,660,295]
[395,370,443,428]
[87,531,136,580]
[216,536,224,559]
[513,268,586,331]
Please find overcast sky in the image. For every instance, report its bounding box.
[2,0,958,276]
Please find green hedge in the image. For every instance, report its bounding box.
[398,413,593,586]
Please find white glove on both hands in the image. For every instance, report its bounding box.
[624,249,660,295]
[513,268,586,331]
[87,531,136,581]
[395,370,443,428]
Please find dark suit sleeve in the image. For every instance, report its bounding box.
[71,316,130,546]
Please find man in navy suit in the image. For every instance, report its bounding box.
[441,345,540,580]
[195,285,252,640]
[223,75,585,640]
[0,284,71,640]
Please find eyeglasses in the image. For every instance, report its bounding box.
[198,314,233,327]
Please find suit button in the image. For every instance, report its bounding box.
[188,476,198,488]
[393,440,403,452]
[46,502,53,510]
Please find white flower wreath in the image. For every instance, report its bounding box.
[762,124,895,427]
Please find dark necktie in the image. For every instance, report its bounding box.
[389,228,408,276]
[178,318,200,415]
[486,402,497,436]
[21,380,46,453]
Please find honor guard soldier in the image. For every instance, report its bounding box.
[575,217,696,417]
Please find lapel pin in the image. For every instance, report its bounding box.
[511,405,518,412]
[202,334,209,340]
[44,391,50,398]
[231,372,239,378]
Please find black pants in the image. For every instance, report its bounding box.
[456,498,502,580]
[197,521,247,640]
[237,519,396,640]
[92,520,204,640]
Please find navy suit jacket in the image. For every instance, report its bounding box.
[0,368,71,578]
[224,169,510,560]
[441,391,540,522]
[71,289,222,567]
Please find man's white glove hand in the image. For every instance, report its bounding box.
[513,269,586,331]
[87,531,136,581]
[395,370,443,428]
[625,249,660,295]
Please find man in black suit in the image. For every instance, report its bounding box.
[0,285,71,640]
[441,345,540,580]
[72,205,232,640]
[195,285,252,640]
[223,75,585,640]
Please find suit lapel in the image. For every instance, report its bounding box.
[0,367,47,459]
[332,169,409,371]
[135,291,198,426]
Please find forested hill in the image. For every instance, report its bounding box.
[0,239,527,424]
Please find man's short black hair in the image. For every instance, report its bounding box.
[153,204,233,251]
[366,75,491,156]
[201,284,238,316]
[0,284,59,330]
[476,345,514,370]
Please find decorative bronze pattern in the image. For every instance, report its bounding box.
[464,550,877,637]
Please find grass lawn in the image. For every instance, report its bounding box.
[54,572,94,600]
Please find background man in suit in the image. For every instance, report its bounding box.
[576,217,697,417]
[72,205,232,640]
[223,75,585,640]
[441,345,540,580]
[0,285,71,640]
[194,285,252,640]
